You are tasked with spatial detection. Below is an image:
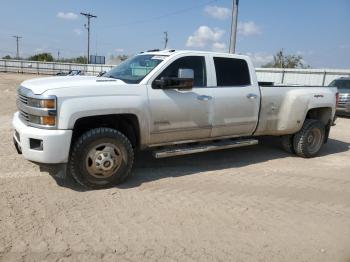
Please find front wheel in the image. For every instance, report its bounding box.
[68,128,134,189]
[293,119,325,158]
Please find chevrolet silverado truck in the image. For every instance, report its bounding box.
[13,50,338,189]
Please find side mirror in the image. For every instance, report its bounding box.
[97,71,106,77]
[153,68,194,90]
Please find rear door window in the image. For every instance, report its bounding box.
[214,57,251,87]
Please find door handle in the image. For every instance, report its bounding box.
[247,93,258,100]
[197,95,212,101]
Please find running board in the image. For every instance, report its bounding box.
[153,139,259,159]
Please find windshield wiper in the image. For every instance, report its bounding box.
[105,75,122,80]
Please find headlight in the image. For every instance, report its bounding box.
[28,115,56,126]
[27,98,56,109]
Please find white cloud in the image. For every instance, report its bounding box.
[115,48,125,52]
[212,42,227,52]
[204,5,231,20]
[245,52,273,67]
[186,26,225,48]
[238,21,262,36]
[57,12,78,20]
[73,28,83,36]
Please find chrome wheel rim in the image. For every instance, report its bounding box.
[306,128,322,154]
[85,143,122,178]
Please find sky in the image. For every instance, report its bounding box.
[0,0,349,68]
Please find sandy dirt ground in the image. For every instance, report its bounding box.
[0,72,350,262]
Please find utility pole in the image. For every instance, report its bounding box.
[57,50,60,61]
[164,31,169,49]
[12,35,22,59]
[80,12,97,64]
[229,0,239,54]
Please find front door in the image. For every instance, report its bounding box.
[147,55,213,145]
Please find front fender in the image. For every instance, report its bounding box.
[57,95,150,145]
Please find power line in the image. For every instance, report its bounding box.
[12,35,22,59]
[229,0,239,54]
[80,12,97,64]
[103,0,219,29]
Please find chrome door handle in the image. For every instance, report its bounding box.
[247,93,258,99]
[197,95,212,101]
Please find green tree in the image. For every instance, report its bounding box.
[73,56,87,64]
[262,49,310,69]
[28,53,54,62]
[60,56,87,64]
[2,55,12,59]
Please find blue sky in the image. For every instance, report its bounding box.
[0,0,349,68]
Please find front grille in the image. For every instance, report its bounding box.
[18,93,28,105]
[19,110,29,122]
[17,88,29,123]
[338,94,350,106]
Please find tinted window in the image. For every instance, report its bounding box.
[214,57,251,87]
[329,80,350,90]
[155,56,206,87]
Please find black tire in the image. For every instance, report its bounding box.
[293,119,325,158]
[281,135,295,154]
[68,128,134,189]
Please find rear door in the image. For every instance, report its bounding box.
[210,56,260,137]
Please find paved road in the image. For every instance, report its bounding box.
[1,73,350,262]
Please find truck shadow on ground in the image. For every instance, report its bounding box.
[42,137,350,191]
[119,137,350,189]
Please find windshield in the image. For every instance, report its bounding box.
[329,79,350,93]
[104,55,167,84]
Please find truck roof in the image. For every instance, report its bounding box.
[336,77,350,80]
[140,49,250,60]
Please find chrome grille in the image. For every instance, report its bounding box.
[19,110,29,122]
[17,88,30,123]
[18,93,28,105]
[338,94,350,105]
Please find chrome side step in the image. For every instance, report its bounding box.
[152,139,258,159]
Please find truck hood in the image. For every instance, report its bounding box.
[21,76,124,95]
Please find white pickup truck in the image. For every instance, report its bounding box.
[13,50,338,189]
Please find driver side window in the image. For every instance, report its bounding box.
[155,56,207,87]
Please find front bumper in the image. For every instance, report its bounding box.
[336,106,350,115]
[12,112,72,164]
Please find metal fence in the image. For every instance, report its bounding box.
[256,68,350,86]
[1,59,350,86]
[0,59,114,76]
